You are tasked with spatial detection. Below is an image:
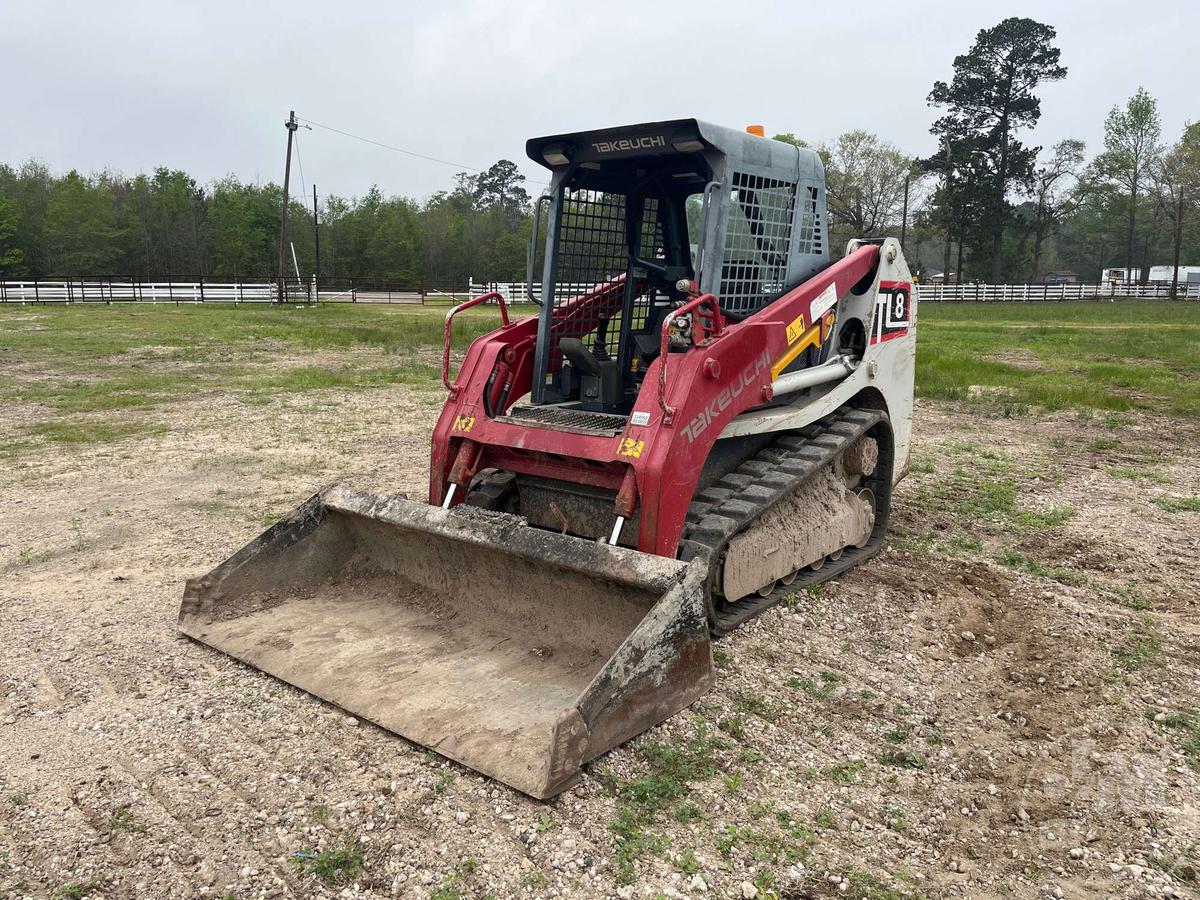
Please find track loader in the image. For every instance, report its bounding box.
[180,120,917,798]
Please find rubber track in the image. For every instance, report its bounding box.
[678,406,892,637]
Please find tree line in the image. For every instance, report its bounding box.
[1,17,1197,290]
[0,160,533,288]
[774,18,1199,290]
[916,18,1199,289]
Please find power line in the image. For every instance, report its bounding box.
[294,114,548,188]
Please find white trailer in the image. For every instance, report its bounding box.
[1148,265,1200,284]
[1104,266,1200,285]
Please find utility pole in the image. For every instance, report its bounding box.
[313,183,320,296]
[277,110,299,303]
[900,174,910,253]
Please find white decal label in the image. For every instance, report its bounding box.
[630,411,650,426]
[811,282,839,320]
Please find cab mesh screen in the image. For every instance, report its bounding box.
[719,172,797,316]
[549,189,662,362]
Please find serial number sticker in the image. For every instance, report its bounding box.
[618,438,645,459]
[630,411,650,426]
[452,414,475,433]
[811,282,839,320]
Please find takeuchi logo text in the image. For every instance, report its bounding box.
[681,350,771,443]
[592,135,666,154]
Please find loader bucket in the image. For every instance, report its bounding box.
[179,483,713,799]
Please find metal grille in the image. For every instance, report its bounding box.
[719,172,797,316]
[551,189,627,363]
[504,404,628,435]
[630,197,663,334]
[796,184,824,256]
[549,190,662,360]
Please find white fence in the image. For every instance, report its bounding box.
[468,278,585,304]
[0,279,468,305]
[0,280,278,303]
[915,281,1200,302]
[6,277,1199,306]
[470,277,1200,304]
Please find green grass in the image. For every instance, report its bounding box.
[734,694,787,722]
[916,301,1200,419]
[814,809,837,829]
[5,300,1197,475]
[6,299,1196,418]
[1153,495,1200,513]
[1152,854,1198,884]
[789,670,845,701]
[0,302,505,360]
[293,844,363,884]
[711,649,734,669]
[0,304,505,462]
[877,749,928,770]
[1114,633,1164,673]
[107,805,146,833]
[840,868,927,900]
[54,879,105,900]
[825,759,868,784]
[714,824,809,865]
[675,848,701,875]
[995,549,1085,586]
[1146,708,1200,772]
[1109,467,1173,484]
[609,721,725,884]
[1016,505,1075,529]
[26,420,168,445]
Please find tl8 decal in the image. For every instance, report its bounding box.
[871,282,912,345]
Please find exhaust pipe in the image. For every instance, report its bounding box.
[771,354,858,396]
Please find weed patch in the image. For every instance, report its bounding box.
[1115,633,1164,673]
[1015,505,1074,529]
[1153,495,1200,513]
[108,805,146,834]
[825,759,868,784]
[609,722,725,883]
[790,670,844,701]
[26,420,167,446]
[54,879,106,900]
[675,849,701,875]
[293,844,363,884]
[1108,467,1172,484]
[714,824,809,865]
[995,548,1084,585]
[1147,708,1200,771]
[877,749,928,770]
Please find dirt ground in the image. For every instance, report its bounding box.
[1,375,1198,900]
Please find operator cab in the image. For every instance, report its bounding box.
[526,119,828,415]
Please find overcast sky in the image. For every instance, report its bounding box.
[3,0,1193,201]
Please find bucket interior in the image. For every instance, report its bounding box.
[179,502,674,795]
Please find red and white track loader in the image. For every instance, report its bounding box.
[180,120,917,798]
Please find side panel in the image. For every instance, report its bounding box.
[430,243,893,561]
[717,238,917,482]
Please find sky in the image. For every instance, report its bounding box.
[2,0,1194,202]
